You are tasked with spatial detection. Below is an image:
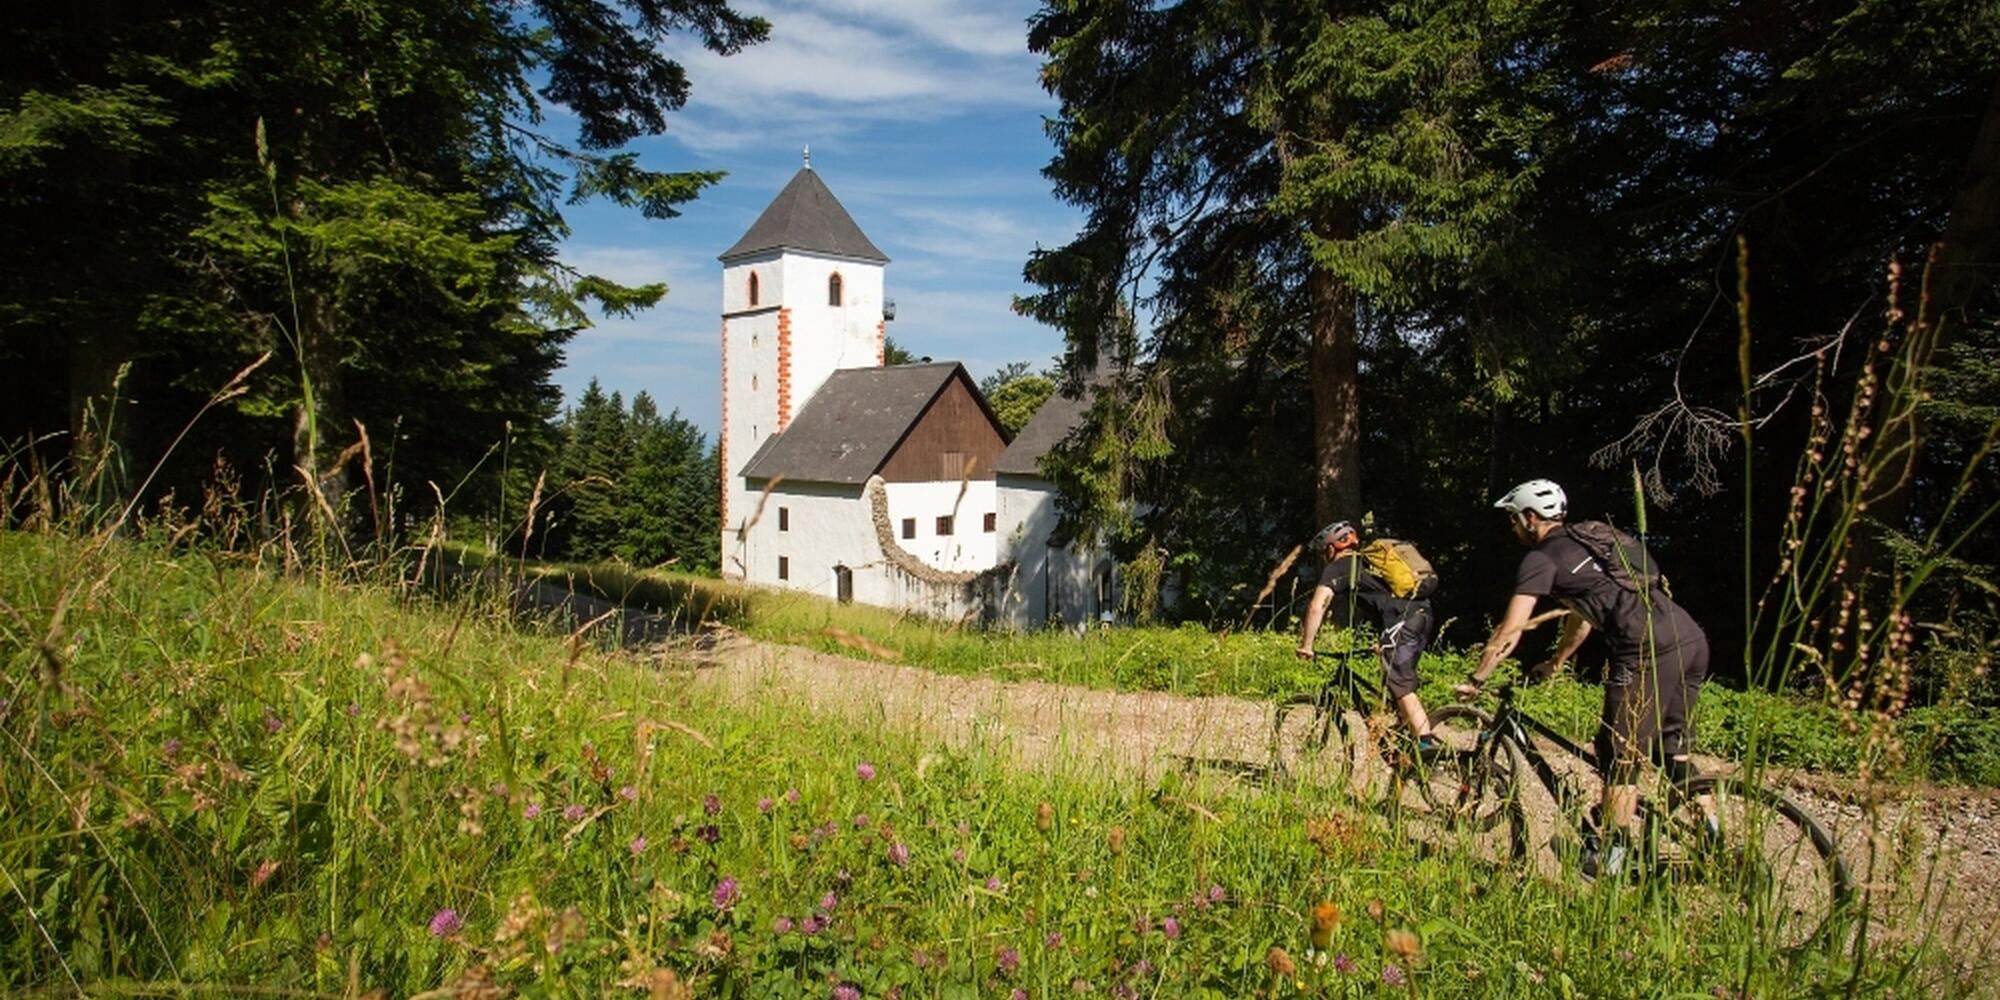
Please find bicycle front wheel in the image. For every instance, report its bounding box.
[1405,704,1529,863]
[1270,695,1335,784]
[1655,776,1852,951]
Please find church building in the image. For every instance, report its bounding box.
[716,156,1118,627]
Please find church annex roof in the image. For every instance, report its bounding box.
[740,363,1002,484]
[993,381,1099,478]
[720,167,888,263]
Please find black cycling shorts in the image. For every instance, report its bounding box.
[1597,635,1710,780]
[1377,610,1431,700]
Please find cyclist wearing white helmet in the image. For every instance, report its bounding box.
[1297,520,1444,761]
[1457,479,1711,875]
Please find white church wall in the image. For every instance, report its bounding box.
[879,480,998,572]
[736,478,994,621]
[994,474,1115,629]
[780,251,884,409]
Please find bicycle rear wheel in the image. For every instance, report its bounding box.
[1653,776,1852,951]
[1402,704,1529,862]
[1270,694,1335,784]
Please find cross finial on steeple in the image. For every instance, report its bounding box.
[803,145,811,170]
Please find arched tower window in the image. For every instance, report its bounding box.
[748,272,760,307]
[828,272,843,307]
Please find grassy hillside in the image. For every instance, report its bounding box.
[0,529,1963,995]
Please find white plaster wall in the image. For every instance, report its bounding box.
[994,474,1115,629]
[722,250,784,314]
[780,251,884,407]
[739,479,991,621]
[718,268,781,579]
[882,480,998,572]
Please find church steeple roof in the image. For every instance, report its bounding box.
[720,166,888,263]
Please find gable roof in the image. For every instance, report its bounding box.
[720,167,889,263]
[993,381,1099,478]
[740,362,1004,484]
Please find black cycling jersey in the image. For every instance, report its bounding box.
[1514,531,1703,662]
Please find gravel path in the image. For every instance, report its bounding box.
[663,628,1999,982]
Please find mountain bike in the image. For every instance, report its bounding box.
[1270,650,1515,851]
[1437,681,1854,950]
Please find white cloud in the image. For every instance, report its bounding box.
[665,0,1047,139]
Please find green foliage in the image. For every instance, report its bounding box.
[0,0,767,525]
[882,335,918,366]
[533,382,719,571]
[985,372,1056,435]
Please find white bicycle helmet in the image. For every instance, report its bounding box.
[1493,479,1568,519]
[1309,520,1359,554]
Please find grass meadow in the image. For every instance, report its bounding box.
[0,527,1972,997]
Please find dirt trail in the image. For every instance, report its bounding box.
[664,629,2000,980]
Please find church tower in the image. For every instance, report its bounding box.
[718,154,889,576]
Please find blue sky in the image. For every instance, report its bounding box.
[552,0,1079,436]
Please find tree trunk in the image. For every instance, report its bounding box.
[1309,209,1363,526]
[1929,73,2000,331]
[292,287,349,515]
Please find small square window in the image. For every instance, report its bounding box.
[936,515,954,536]
[778,507,789,532]
[901,518,916,540]
[983,512,996,533]
[778,556,789,580]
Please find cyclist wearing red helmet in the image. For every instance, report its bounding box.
[1458,479,1711,875]
[1296,520,1444,760]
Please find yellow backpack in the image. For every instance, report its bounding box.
[1359,539,1439,600]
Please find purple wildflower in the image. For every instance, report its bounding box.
[952,847,967,864]
[1383,964,1407,987]
[835,868,853,884]
[697,824,721,845]
[562,804,587,822]
[1011,991,1029,1000]
[855,762,877,781]
[346,702,360,717]
[703,792,721,815]
[1208,884,1227,904]
[832,986,861,1000]
[262,712,283,734]
[1045,931,1064,949]
[428,908,463,938]
[985,876,1005,892]
[801,914,825,935]
[162,738,182,758]
[773,915,794,934]
[997,947,1021,975]
[712,876,740,911]
[523,802,542,820]
[785,787,801,804]
[853,813,870,828]
[619,785,638,802]
[1333,954,1356,974]
[819,890,839,912]
[888,841,910,867]
[1131,960,1154,979]
[1161,917,1182,941]
[628,835,647,855]
[758,796,775,813]
[1112,986,1137,1000]
[957,821,971,836]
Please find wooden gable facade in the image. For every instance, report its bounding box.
[877,371,1009,483]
